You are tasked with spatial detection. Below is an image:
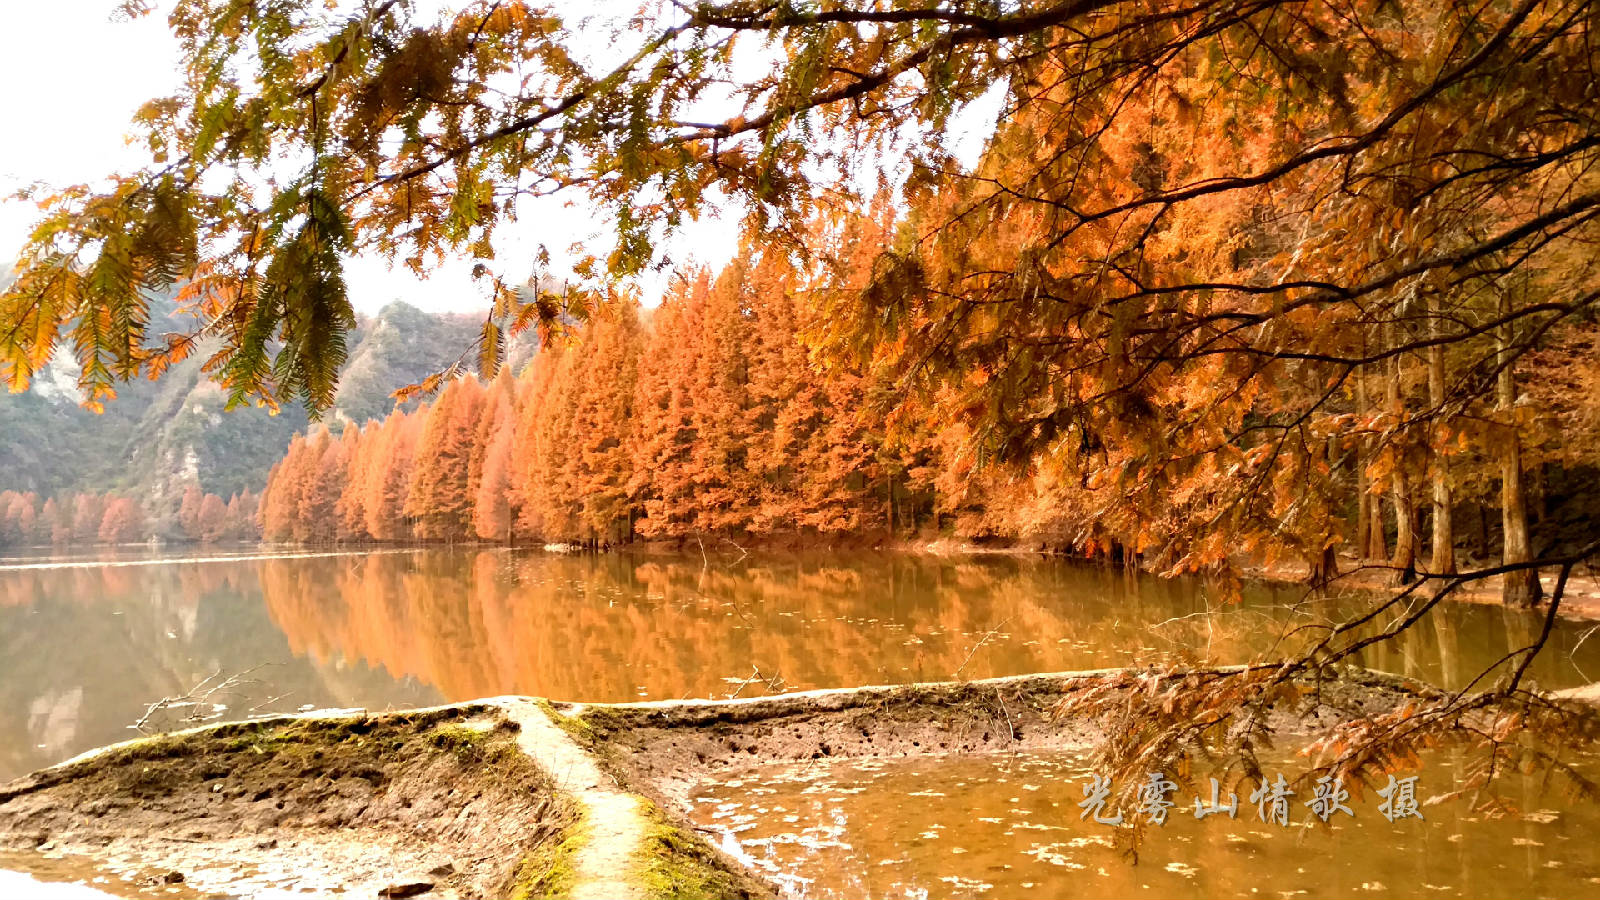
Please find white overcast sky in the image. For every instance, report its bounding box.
[0,1,1000,315]
[0,0,747,314]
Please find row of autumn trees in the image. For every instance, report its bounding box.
[260,220,928,547]
[261,194,1600,603]
[0,488,260,549]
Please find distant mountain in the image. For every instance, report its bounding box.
[0,284,522,533]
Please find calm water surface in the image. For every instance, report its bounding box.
[3,546,1598,787]
[690,750,1600,899]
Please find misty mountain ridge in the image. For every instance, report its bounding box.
[0,274,516,532]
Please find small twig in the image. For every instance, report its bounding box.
[1569,623,1600,683]
[720,536,750,566]
[996,688,1018,741]
[953,619,1010,680]
[728,664,785,699]
[727,667,760,700]
[132,664,282,734]
[248,692,294,716]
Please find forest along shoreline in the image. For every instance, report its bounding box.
[0,667,1496,899]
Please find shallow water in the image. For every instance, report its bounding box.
[0,850,197,899]
[2,546,1598,782]
[689,751,1600,900]
[0,870,130,900]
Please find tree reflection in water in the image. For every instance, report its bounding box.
[5,547,1600,782]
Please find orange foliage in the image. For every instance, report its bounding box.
[254,234,1100,548]
[97,497,146,544]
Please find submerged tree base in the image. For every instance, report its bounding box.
[0,668,1582,899]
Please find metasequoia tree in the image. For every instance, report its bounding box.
[71,493,105,545]
[258,434,308,542]
[474,410,516,541]
[687,263,762,534]
[468,372,514,512]
[300,426,345,542]
[366,407,425,540]
[512,342,581,539]
[0,493,34,546]
[628,273,707,540]
[177,483,204,539]
[333,422,369,540]
[4,489,249,546]
[508,352,558,540]
[406,376,484,540]
[196,492,229,542]
[776,215,894,534]
[98,497,147,544]
[570,297,643,543]
[471,372,518,541]
[226,490,261,541]
[41,497,70,545]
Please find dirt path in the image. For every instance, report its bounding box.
[498,699,648,900]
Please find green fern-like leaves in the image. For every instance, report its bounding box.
[0,175,199,411]
[227,183,356,416]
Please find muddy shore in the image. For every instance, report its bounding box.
[0,705,580,898]
[0,668,1479,899]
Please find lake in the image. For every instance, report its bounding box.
[689,749,1600,899]
[4,546,1598,786]
[7,547,1600,898]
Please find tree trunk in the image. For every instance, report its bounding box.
[1356,366,1373,561]
[1355,357,1387,562]
[1476,501,1489,561]
[1497,290,1541,606]
[1310,544,1338,589]
[1428,298,1456,577]
[1499,430,1540,605]
[885,472,895,537]
[1390,474,1419,585]
[1386,323,1419,585]
[1356,471,1372,561]
[1367,490,1388,561]
[1430,467,1455,574]
[1311,434,1339,589]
